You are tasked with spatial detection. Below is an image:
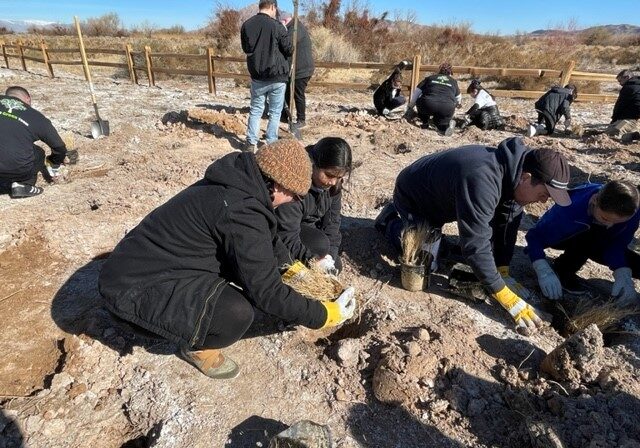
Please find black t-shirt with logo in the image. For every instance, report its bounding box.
[417,74,460,105]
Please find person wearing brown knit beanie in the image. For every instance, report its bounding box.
[99,138,356,381]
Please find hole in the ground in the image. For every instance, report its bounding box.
[120,422,163,448]
[318,308,378,345]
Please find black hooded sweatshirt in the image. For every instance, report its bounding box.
[241,12,293,83]
[99,152,327,347]
[286,20,314,80]
[611,76,640,122]
[0,95,66,179]
[394,137,530,293]
[534,86,573,130]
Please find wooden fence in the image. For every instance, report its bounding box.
[0,39,620,102]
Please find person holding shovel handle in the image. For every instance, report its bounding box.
[99,140,356,380]
[375,137,572,335]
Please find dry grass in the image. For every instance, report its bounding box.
[282,261,344,301]
[565,299,640,335]
[400,224,430,266]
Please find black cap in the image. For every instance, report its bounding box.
[524,149,571,206]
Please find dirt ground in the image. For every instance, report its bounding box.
[1,65,640,448]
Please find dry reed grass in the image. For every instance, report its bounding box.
[282,261,344,301]
[400,224,430,266]
[565,298,640,335]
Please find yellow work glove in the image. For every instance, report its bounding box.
[322,287,356,328]
[497,266,535,301]
[493,285,542,334]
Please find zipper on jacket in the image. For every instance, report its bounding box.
[189,278,226,347]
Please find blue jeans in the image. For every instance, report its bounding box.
[246,80,286,145]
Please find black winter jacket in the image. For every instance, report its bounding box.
[287,20,314,79]
[394,137,531,293]
[373,66,403,114]
[612,76,640,122]
[0,95,66,179]
[417,74,460,105]
[275,185,342,262]
[99,152,327,347]
[241,12,293,83]
[534,86,573,129]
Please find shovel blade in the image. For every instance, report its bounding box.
[90,120,110,139]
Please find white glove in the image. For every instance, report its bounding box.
[315,255,336,274]
[533,259,563,300]
[45,158,64,178]
[336,287,356,321]
[497,266,534,301]
[612,267,637,305]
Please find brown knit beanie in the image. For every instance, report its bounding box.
[255,139,312,196]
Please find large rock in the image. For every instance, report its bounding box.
[268,420,333,448]
[541,324,603,383]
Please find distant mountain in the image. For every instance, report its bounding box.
[0,19,58,33]
[530,24,640,36]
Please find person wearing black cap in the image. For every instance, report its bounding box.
[526,180,640,306]
[99,140,356,380]
[374,137,571,334]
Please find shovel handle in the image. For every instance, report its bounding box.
[74,17,99,107]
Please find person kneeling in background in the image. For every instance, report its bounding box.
[373,61,409,117]
[99,140,356,380]
[527,84,577,137]
[526,180,640,306]
[461,79,504,131]
[275,137,353,273]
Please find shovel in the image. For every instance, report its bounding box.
[74,16,110,138]
[287,0,302,140]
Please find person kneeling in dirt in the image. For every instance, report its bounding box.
[527,84,578,137]
[99,140,356,380]
[404,62,461,136]
[275,137,353,274]
[606,69,640,143]
[526,180,640,306]
[461,79,504,131]
[373,61,409,117]
[374,137,572,334]
[0,86,67,198]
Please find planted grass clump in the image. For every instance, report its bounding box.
[282,261,343,301]
[566,299,640,335]
[399,224,430,292]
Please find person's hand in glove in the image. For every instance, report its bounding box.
[532,259,563,300]
[497,266,535,301]
[314,254,336,274]
[611,267,638,306]
[45,156,64,179]
[564,118,572,134]
[322,287,356,328]
[493,285,543,335]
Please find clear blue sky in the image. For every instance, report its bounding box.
[0,0,638,34]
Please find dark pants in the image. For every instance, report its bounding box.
[284,76,311,122]
[0,145,45,188]
[552,226,640,279]
[381,95,406,114]
[469,105,504,130]
[536,110,557,134]
[416,97,455,132]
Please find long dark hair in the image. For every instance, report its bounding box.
[466,78,494,100]
[307,137,353,194]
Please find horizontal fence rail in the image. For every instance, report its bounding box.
[0,38,620,102]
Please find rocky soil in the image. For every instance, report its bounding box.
[1,65,640,448]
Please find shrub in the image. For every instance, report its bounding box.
[310,26,362,62]
[83,13,128,37]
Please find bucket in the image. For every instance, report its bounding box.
[400,262,425,292]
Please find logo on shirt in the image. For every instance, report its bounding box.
[0,98,27,113]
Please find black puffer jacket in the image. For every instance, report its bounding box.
[99,152,327,347]
[394,137,531,293]
[287,20,314,79]
[373,66,403,114]
[612,76,640,122]
[275,185,342,262]
[534,86,573,129]
[0,95,66,179]
[241,12,293,82]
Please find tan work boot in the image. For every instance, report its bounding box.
[179,346,240,379]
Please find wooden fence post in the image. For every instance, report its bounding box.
[560,60,576,86]
[17,40,27,71]
[124,43,137,84]
[144,45,155,87]
[41,42,54,78]
[206,48,216,95]
[410,54,421,95]
[0,40,8,68]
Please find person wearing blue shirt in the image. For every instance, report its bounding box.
[526,181,640,305]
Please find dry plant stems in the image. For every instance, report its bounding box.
[62,132,75,150]
[400,224,430,266]
[282,261,344,301]
[566,298,640,335]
